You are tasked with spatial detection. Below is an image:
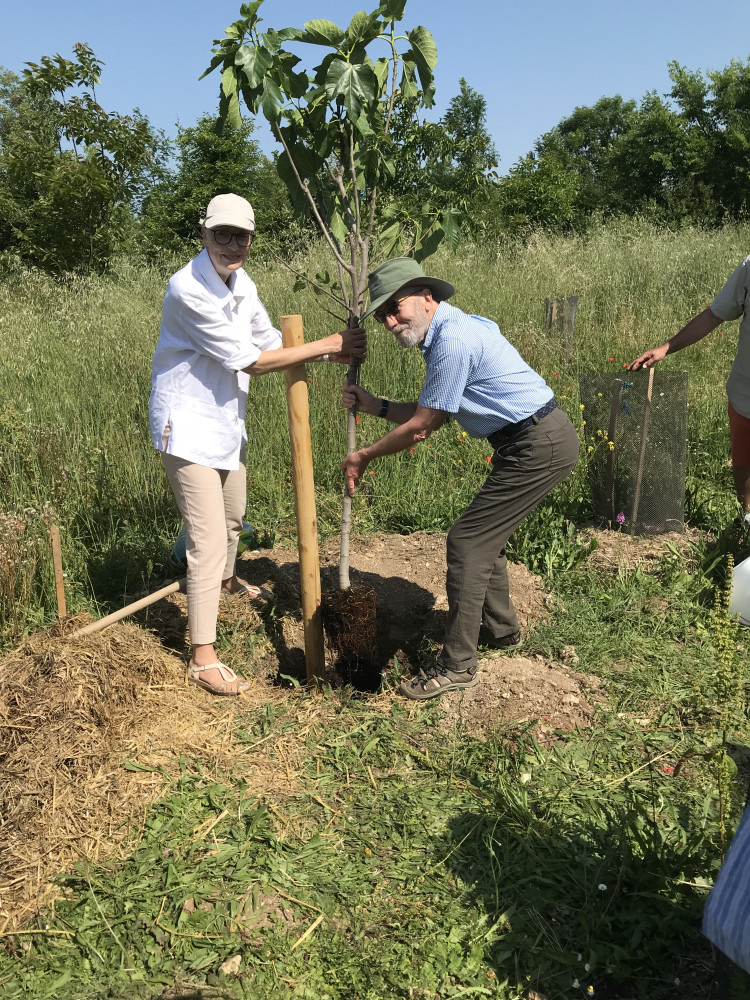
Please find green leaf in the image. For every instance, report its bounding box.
[220,66,242,129]
[406,26,437,106]
[373,57,390,92]
[325,58,378,119]
[378,0,407,21]
[441,207,462,249]
[299,19,346,46]
[328,207,348,244]
[398,60,419,101]
[378,220,402,244]
[345,10,382,47]
[354,110,374,137]
[260,77,283,122]
[199,52,227,81]
[235,45,273,88]
[239,1,263,21]
[414,223,444,263]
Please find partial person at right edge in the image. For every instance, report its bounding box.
[629,254,750,527]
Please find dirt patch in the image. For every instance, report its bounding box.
[436,653,603,740]
[578,525,708,573]
[241,530,548,669]
[240,531,600,738]
[0,530,599,931]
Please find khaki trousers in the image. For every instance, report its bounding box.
[161,452,246,646]
[437,406,579,674]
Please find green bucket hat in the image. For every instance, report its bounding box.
[362,257,455,320]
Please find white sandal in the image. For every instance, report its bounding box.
[187,661,251,696]
[225,582,273,603]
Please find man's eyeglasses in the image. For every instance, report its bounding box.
[211,229,254,247]
[374,294,411,324]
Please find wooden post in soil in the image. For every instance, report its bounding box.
[281,314,325,682]
[631,367,655,529]
[48,523,66,619]
[605,378,625,524]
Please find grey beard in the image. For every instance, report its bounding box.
[394,327,423,349]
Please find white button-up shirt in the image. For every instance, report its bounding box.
[149,249,282,469]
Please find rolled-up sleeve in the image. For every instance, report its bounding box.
[164,286,257,372]
[712,257,750,322]
[419,336,472,414]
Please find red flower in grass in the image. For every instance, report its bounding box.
[486,456,492,463]
[552,372,558,377]
[608,357,615,361]
[356,416,361,422]
[368,470,375,475]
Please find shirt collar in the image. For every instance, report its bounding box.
[420,300,452,354]
[194,248,248,304]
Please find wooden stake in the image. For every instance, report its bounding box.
[47,524,66,619]
[605,379,625,523]
[631,367,655,530]
[282,314,325,682]
[67,579,186,638]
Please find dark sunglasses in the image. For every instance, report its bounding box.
[374,294,411,324]
[211,229,254,247]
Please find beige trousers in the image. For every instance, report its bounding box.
[161,451,246,646]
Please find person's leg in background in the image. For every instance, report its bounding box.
[728,402,750,514]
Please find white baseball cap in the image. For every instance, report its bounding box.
[200,193,255,231]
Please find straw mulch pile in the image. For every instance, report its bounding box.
[0,599,305,933]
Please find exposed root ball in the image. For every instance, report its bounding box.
[321,583,377,660]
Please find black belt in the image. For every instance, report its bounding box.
[487,399,558,448]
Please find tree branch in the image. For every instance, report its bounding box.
[265,245,348,314]
[273,122,348,270]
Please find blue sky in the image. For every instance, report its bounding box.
[1,0,749,171]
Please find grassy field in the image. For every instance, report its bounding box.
[1,218,747,639]
[1,221,750,998]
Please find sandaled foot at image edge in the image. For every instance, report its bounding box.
[399,665,479,700]
[187,661,251,696]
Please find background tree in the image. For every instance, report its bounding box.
[139,113,303,258]
[383,78,497,237]
[669,57,750,222]
[0,44,165,273]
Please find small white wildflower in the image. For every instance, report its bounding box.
[674,979,680,986]
[577,954,582,962]
[520,772,532,783]
[572,979,580,989]
[597,883,607,891]
[584,963,590,971]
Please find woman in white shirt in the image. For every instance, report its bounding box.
[150,194,366,695]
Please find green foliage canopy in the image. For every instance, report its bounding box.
[0,44,165,273]
[495,57,750,234]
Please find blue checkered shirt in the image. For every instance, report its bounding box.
[418,301,553,438]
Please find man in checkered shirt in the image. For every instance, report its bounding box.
[341,258,579,700]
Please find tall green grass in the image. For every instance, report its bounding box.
[1,219,748,640]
